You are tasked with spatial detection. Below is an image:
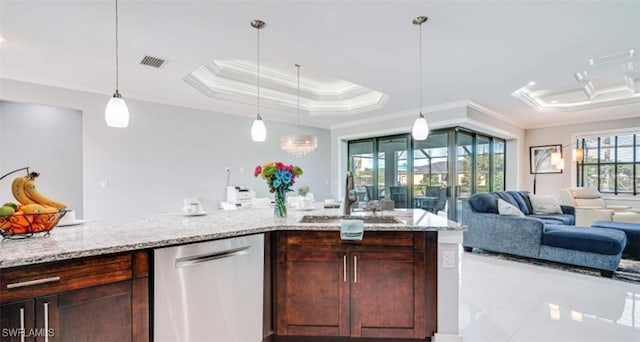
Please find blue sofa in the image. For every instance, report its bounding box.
[461,191,627,277]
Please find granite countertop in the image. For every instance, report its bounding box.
[0,208,464,268]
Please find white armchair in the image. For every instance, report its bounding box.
[558,187,640,226]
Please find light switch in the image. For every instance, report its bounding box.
[100,180,109,188]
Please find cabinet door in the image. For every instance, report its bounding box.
[55,281,132,342]
[1,299,35,342]
[276,250,349,336]
[350,250,425,338]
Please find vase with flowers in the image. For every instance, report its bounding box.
[254,161,303,218]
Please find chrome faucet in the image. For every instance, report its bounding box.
[343,171,357,215]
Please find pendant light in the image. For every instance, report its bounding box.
[411,16,429,141]
[280,64,318,157]
[250,20,267,142]
[105,0,130,128]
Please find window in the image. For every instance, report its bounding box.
[577,132,639,195]
[347,127,506,220]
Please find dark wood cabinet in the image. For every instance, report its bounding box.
[277,250,350,337]
[351,249,425,338]
[0,252,149,342]
[1,299,36,342]
[274,231,436,340]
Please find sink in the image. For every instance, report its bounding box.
[299,215,403,224]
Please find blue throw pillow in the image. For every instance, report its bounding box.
[506,191,532,215]
[520,191,535,214]
[469,193,499,213]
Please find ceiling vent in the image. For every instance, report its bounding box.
[139,55,166,69]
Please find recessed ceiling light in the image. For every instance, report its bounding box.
[0,36,6,44]
[551,100,559,104]
[527,81,536,86]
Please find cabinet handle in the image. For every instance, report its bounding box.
[20,307,25,342]
[44,302,49,342]
[175,246,251,268]
[353,255,358,283]
[7,276,61,289]
[343,255,347,282]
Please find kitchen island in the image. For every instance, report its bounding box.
[0,208,464,342]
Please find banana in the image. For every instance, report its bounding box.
[23,177,67,209]
[12,176,37,205]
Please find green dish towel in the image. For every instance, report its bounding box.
[340,219,364,240]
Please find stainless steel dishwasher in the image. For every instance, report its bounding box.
[154,234,264,342]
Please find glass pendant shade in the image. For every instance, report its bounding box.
[280,134,318,157]
[251,116,267,142]
[411,114,429,140]
[105,92,130,128]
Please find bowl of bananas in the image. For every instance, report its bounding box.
[0,168,68,239]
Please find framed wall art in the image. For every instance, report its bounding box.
[530,144,562,174]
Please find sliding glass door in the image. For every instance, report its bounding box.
[413,132,449,215]
[348,127,506,221]
[378,135,410,208]
[348,140,375,206]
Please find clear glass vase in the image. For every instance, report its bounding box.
[274,189,287,218]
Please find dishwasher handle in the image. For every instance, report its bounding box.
[175,246,251,268]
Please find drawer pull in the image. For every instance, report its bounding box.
[7,276,61,289]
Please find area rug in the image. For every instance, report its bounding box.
[469,249,640,284]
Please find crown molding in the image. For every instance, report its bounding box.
[330,99,472,130]
[184,60,388,116]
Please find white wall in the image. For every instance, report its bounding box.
[0,101,84,216]
[0,79,331,219]
[524,117,640,205]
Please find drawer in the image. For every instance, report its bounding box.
[283,231,419,249]
[1,253,133,304]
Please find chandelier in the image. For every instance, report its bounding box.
[280,64,318,157]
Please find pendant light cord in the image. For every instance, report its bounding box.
[296,64,301,129]
[115,0,119,92]
[257,24,261,117]
[419,21,423,116]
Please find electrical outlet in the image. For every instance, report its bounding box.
[443,251,455,268]
[239,167,244,173]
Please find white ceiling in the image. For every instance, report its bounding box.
[1,0,639,130]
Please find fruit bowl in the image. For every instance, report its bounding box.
[0,209,67,239]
